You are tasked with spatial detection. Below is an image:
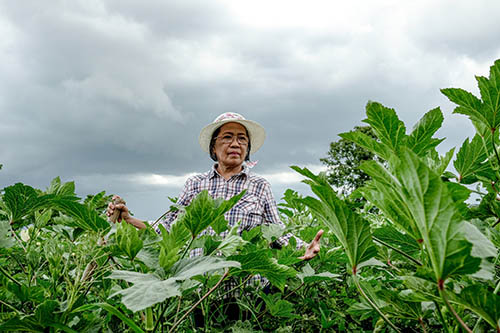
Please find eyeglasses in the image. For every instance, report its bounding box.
[215,134,249,145]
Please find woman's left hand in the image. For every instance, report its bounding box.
[299,229,324,260]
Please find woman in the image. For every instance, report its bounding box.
[107,112,322,259]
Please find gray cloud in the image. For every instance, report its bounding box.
[1,0,500,219]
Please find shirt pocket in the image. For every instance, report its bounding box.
[229,193,263,231]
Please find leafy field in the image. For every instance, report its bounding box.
[1,60,500,332]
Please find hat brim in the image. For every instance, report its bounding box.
[199,119,266,154]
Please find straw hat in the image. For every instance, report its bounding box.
[199,112,266,154]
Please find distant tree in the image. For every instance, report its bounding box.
[320,126,379,196]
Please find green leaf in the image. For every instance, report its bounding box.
[0,316,44,332]
[406,107,445,156]
[181,190,245,239]
[260,293,299,318]
[170,256,240,280]
[361,149,482,284]
[363,101,407,153]
[339,130,392,160]
[454,134,490,184]
[2,183,54,224]
[34,300,59,326]
[51,198,110,232]
[441,88,487,126]
[108,271,181,312]
[97,303,145,333]
[296,263,341,283]
[372,226,420,257]
[229,248,296,291]
[476,60,500,128]
[453,285,500,330]
[292,166,377,274]
[217,224,248,256]
[0,220,14,248]
[376,289,423,321]
[261,223,284,243]
[115,221,143,260]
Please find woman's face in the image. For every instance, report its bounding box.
[213,122,249,169]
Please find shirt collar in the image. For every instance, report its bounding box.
[209,163,250,179]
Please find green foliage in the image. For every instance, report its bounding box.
[292,166,377,274]
[321,126,379,195]
[180,189,246,238]
[2,58,500,332]
[115,221,143,260]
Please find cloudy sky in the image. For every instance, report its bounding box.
[1,0,500,220]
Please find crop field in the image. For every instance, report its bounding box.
[1,60,500,332]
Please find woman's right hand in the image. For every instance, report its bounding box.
[106,195,131,223]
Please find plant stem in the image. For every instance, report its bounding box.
[492,127,500,167]
[0,299,23,314]
[419,317,428,333]
[179,237,195,261]
[0,266,21,285]
[439,286,472,333]
[433,301,451,333]
[372,236,423,266]
[169,270,229,333]
[173,296,182,328]
[352,274,401,333]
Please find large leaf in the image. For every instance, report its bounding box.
[339,130,392,160]
[296,263,341,283]
[170,256,240,280]
[51,197,110,232]
[0,220,14,248]
[454,134,490,184]
[292,166,377,274]
[372,226,421,258]
[363,101,407,153]
[442,60,500,130]
[361,149,483,284]
[181,190,245,239]
[229,248,296,291]
[453,285,500,330]
[406,107,445,156]
[2,183,55,224]
[108,271,181,312]
[441,88,487,126]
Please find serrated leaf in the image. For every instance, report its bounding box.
[406,107,444,156]
[0,220,14,248]
[363,101,407,153]
[108,271,180,312]
[3,183,54,224]
[297,263,340,283]
[372,226,420,257]
[339,130,392,160]
[453,285,500,330]
[454,134,490,184]
[361,149,482,284]
[229,249,296,291]
[51,198,110,232]
[261,223,284,243]
[260,293,299,318]
[170,256,240,280]
[292,166,377,274]
[441,88,486,125]
[181,190,245,239]
[377,289,422,321]
[476,60,500,128]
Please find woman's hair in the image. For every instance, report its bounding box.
[209,126,251,162]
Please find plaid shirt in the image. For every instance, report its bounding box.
[156,164,304,294]
[158,164,304,252]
